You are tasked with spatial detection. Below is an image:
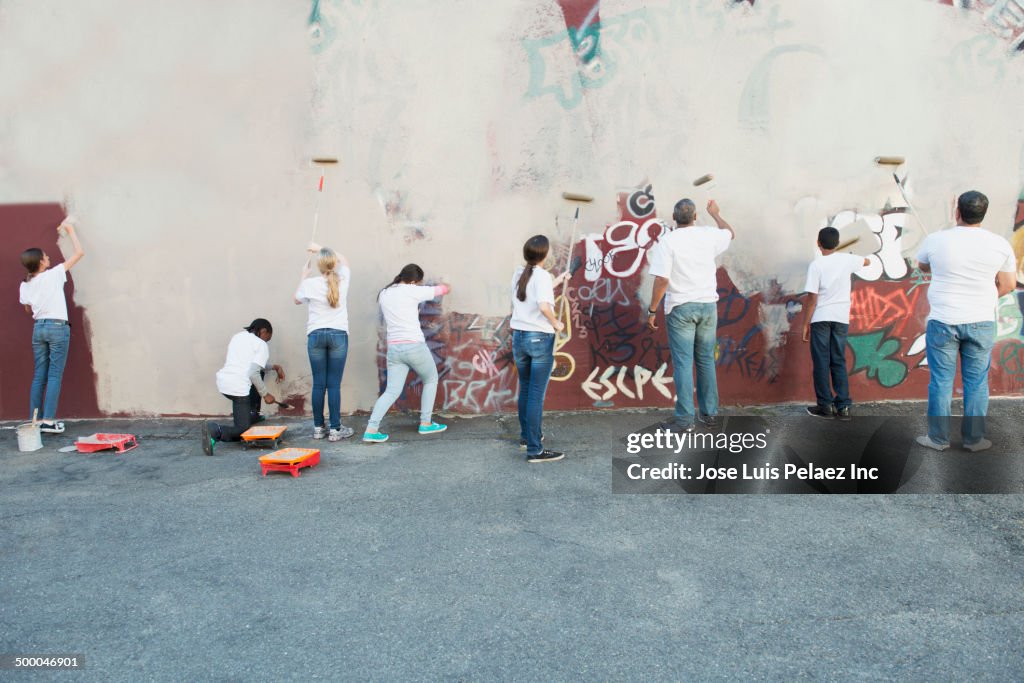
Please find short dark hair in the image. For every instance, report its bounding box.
[673,199,696,225]
[818,227,840,250]
[245,318,273,336]
[957,190,988,225]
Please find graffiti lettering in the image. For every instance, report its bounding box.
[581,363,673,402]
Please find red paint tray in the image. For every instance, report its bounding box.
[75,433,138,454]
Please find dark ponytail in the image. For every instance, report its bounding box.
[20,248,44,282]
[516,235,550,302]
[378,263,425,300]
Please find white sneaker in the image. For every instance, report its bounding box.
[39,421,65,434]
[313,427,326,440]
[963,438,992,453]
[915,435,949,452]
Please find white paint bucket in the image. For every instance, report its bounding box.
[17,422,42,452]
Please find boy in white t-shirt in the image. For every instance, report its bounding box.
[802,227,870,420]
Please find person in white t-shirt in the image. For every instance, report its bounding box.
[294,244,353,441]
[914,190,1017,452]
[202,318,285,455]
[802,227,871,420]
[510,235,569,462]
[646,198,734,431]
[18,217,85,434]
[362,264,450,443]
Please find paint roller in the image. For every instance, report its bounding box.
[693,173,714,187]
[874,155,930,235]
[558,191,594,332]
[309,157,339,244]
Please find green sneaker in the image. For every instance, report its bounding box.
[202,422,217,456]
[418,422,447,435]
[362,431,389,443]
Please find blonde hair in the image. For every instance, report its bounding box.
[318,248,341,308]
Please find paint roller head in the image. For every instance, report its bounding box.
[311,157,339,165]
[693,173,714,187]
[874,156,905,166]
[561,191,594,203]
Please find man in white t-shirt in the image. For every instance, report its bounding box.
[646,198,734,430]
[915,190,1017,452]
[802,227,871,420]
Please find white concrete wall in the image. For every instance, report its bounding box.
[2,0,1023,414]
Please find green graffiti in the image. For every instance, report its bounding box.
[996,293,1024,342]
[848,331,908,388]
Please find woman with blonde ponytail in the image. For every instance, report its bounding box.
[295,243,353,441]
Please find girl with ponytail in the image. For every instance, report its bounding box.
[295,243,353,441]
[363,264,450,442]
[510,235,569,462]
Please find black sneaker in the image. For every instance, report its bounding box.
[836,406,851,422]
[39,421,65,434]
[806,405,835,419]
[527,449,565,463]
[698,414,720,429]
[201,422,217,456]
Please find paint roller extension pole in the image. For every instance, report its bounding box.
[309,157,338,244]
[875,156,929,235]
[558,192,593,326]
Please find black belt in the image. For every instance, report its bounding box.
[36,319,68,325]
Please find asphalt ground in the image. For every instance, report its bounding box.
[2,400,1023,681]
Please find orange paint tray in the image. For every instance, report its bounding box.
[240,425,287,449]
[258,448,320,477]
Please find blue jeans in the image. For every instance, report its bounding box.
[367,343,439,431]
[666,302,719,424]
[925,320,995,446]
[307,328,348,429]
[512,330,555,456]
[809,321,851,409]
[30,319,71,420]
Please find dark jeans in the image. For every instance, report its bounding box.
[216,393,257,442]
[810,321,851,410]
[308,328,348,430]
[513,330,555,456]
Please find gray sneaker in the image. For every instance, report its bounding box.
[329,425,355,441]
[312,426,326,440]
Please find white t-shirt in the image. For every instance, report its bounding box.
[215,331,270,397]
[378,283,446,344]
[295,266,351,335]
[647,226,732,313]
[916,226,1016,325]
[804,253,865,324]
[510,266,556,333]
[19,264,68,321]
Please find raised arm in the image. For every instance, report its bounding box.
[707,200,734,240]
[59,221,85,271]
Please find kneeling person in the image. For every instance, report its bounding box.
[202,318,284,455]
